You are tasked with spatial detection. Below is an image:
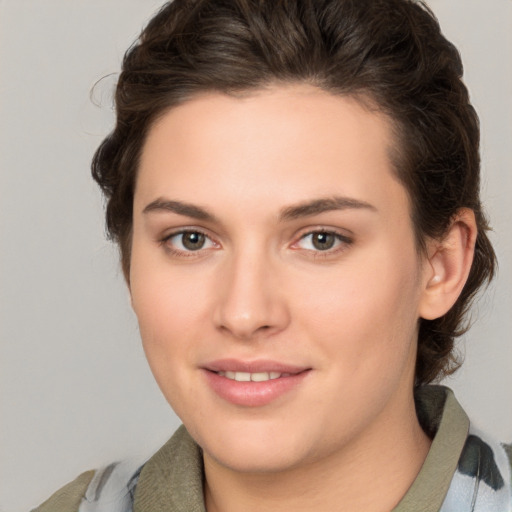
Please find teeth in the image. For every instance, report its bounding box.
[251,372,271,382]
[217,371,283,382]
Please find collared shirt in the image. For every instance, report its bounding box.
[34,386,512,512]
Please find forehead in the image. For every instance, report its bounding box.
[135,85,408,220]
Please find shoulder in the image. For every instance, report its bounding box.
[32,470,95,512]
[31,426,198,512]
[442,418,512,511]
[32,458,145,512]
[411,386,512,511]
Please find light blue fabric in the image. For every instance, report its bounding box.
[78,459,143,512]
[440,425,512,511]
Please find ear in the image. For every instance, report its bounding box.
[419,208,477,320]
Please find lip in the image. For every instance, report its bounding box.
[204,358,308,374]
[202,359,311,407]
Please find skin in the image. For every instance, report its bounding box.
[129,85,474,511]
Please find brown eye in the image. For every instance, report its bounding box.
[311,232,336,250]
[295,230,352,253]
[165,230,216,253]
[182,232,206,250]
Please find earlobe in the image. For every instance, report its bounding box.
[419,208,477,320]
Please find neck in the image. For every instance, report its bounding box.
[203,390,431,512]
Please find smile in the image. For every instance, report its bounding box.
[216,371,291,382]
[203,361,311,407]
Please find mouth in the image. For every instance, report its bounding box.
[215,371,292,382]
[202,359,311,407]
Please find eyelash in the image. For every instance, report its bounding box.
[159,228,353,258]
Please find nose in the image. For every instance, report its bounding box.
[213,248,290,341]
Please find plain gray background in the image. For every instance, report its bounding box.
[0,1,511,511]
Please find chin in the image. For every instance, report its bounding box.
[188,415,321,474]
[206,443,309,474]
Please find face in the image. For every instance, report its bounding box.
[130,85,431,474]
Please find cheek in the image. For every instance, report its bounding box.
[295,245,422,372]
[130,241,208,334]
[129,252,202,383]
[131,277,203,417]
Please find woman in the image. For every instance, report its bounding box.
[34,0,511,510]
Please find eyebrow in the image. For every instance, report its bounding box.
[279,196,377,221]
[142,195,377,222]
[143,199,218,222]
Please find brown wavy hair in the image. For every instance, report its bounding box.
[92,0,496,384]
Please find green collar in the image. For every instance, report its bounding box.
[394,386,469,511]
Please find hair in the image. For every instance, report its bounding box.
[92,0,496,385]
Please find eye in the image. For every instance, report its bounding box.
[295,230,351,252]
[164,230,217,252]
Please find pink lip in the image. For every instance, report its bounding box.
[202,359,311,407]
